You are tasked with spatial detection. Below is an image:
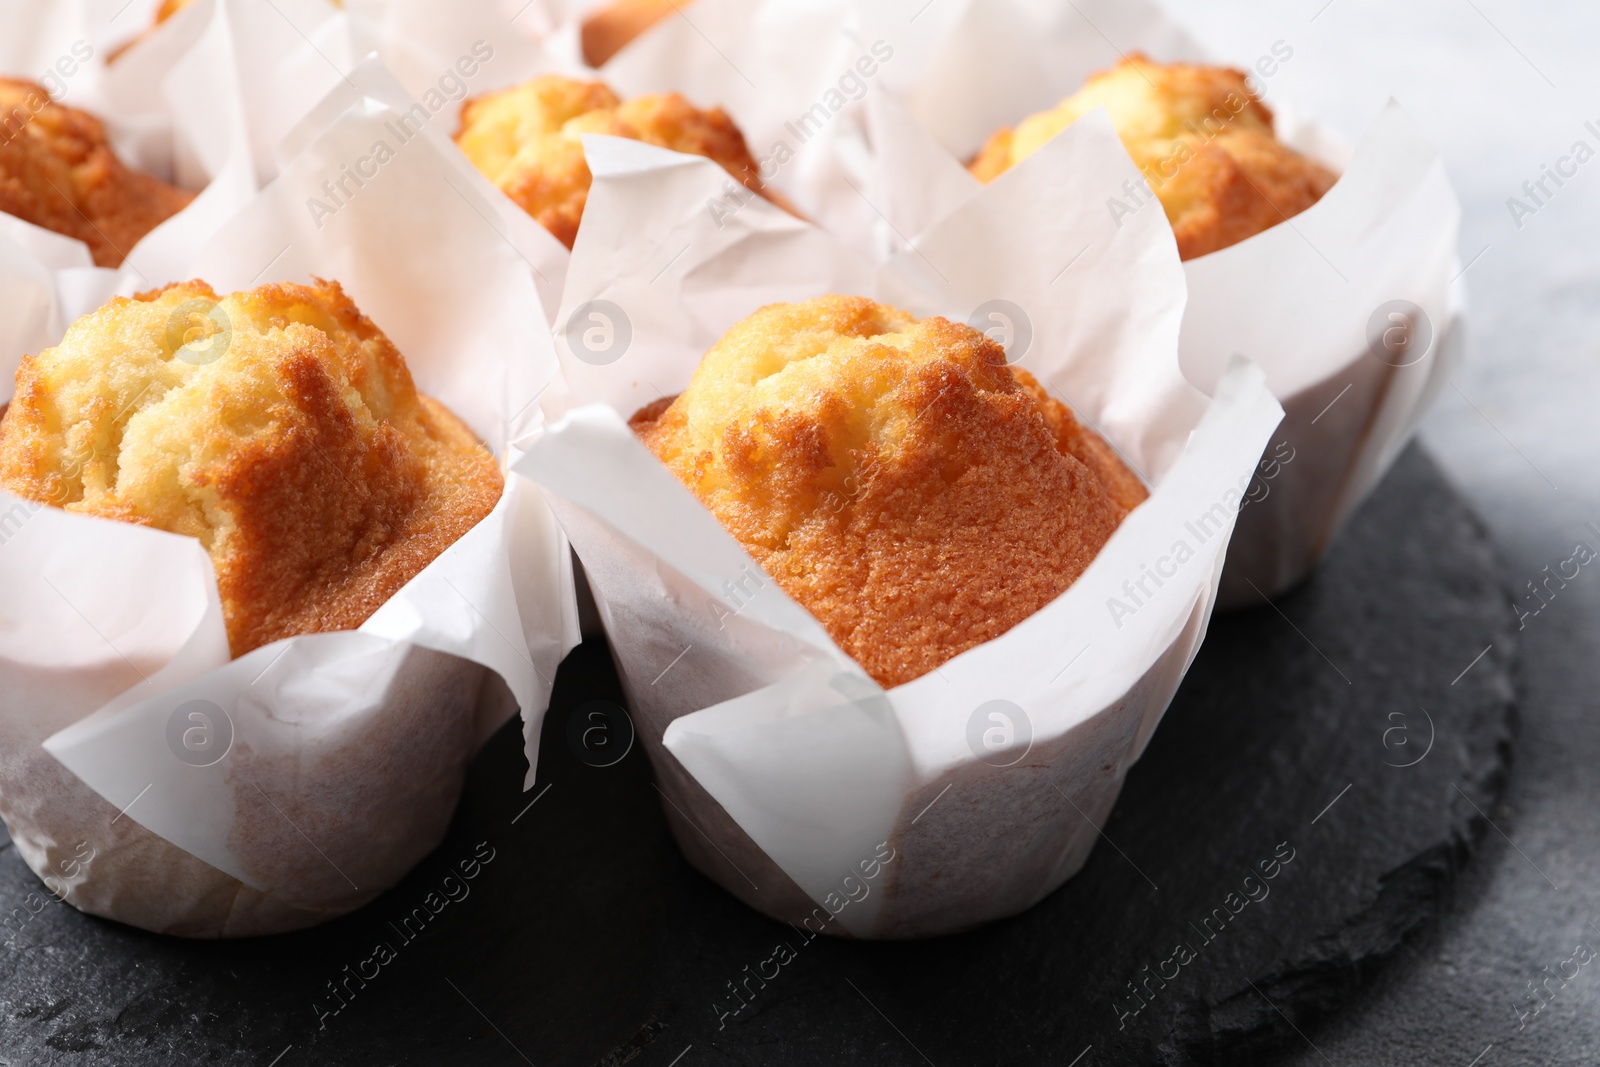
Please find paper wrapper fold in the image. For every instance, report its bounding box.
[832,0,1466,604]
[514,128,1282,938]
[0,81,579,935]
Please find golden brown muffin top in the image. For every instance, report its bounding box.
[632,295,1147,688]
[969,55,1339,260]
[455,74,772,249]
[581,0,684,67]
[0,79,194,267]
[0,279,503,657]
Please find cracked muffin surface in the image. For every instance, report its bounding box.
[970,55,1339,260]
[0,279,503,656]
[632,295,1147,688]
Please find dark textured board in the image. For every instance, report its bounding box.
[0,444,1516,1067]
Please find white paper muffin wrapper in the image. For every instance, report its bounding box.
[827,0,1466,604]
[0,80,580,935]
[0,0,304,352]
[512,127,1283,938]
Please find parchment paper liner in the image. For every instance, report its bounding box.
[0,81,579,936]
[834,0,1465,605]
[513,127,1283,938]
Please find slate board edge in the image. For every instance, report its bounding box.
[1171,484,1520,1064]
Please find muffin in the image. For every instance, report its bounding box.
[0,279,503,656]
[969,55,1339,260]
[581,0,685,67]
[0,79,194,267]
[455,74,775,249]
[631,295,1147,688]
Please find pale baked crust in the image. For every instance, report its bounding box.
[581,0,683,67]
[632,295,1147,688]
[0,279,503,657]
[970,55,1339,260]
[455,74,774,249]
[0,78,194,267]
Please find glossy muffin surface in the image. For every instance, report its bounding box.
[632,295,1146,688]
[970,55,1338,260]
[0,279,503,656]
[0,79,193,267]
[455,75,769,248]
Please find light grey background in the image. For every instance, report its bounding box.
[1156,1,1600,1063]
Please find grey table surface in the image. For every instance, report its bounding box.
[1160,1,1600,1064]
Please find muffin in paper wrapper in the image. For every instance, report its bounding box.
[513,123,1282,938]
[837,0,1464,605]
[0,0,279,342]
[576,0,1466,605]
[0,77,579,936]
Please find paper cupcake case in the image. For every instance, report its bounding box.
[796,0,1465,605]
[513,122,1282,938]
[0,79,579,936]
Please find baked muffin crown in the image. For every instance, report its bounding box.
[0,78,194,267]
[633,295,1147,687]
[970,55,1339,260]
[0,279,503,656]
[455,74,769,249]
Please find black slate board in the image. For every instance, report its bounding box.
[0,444,1516,1067]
